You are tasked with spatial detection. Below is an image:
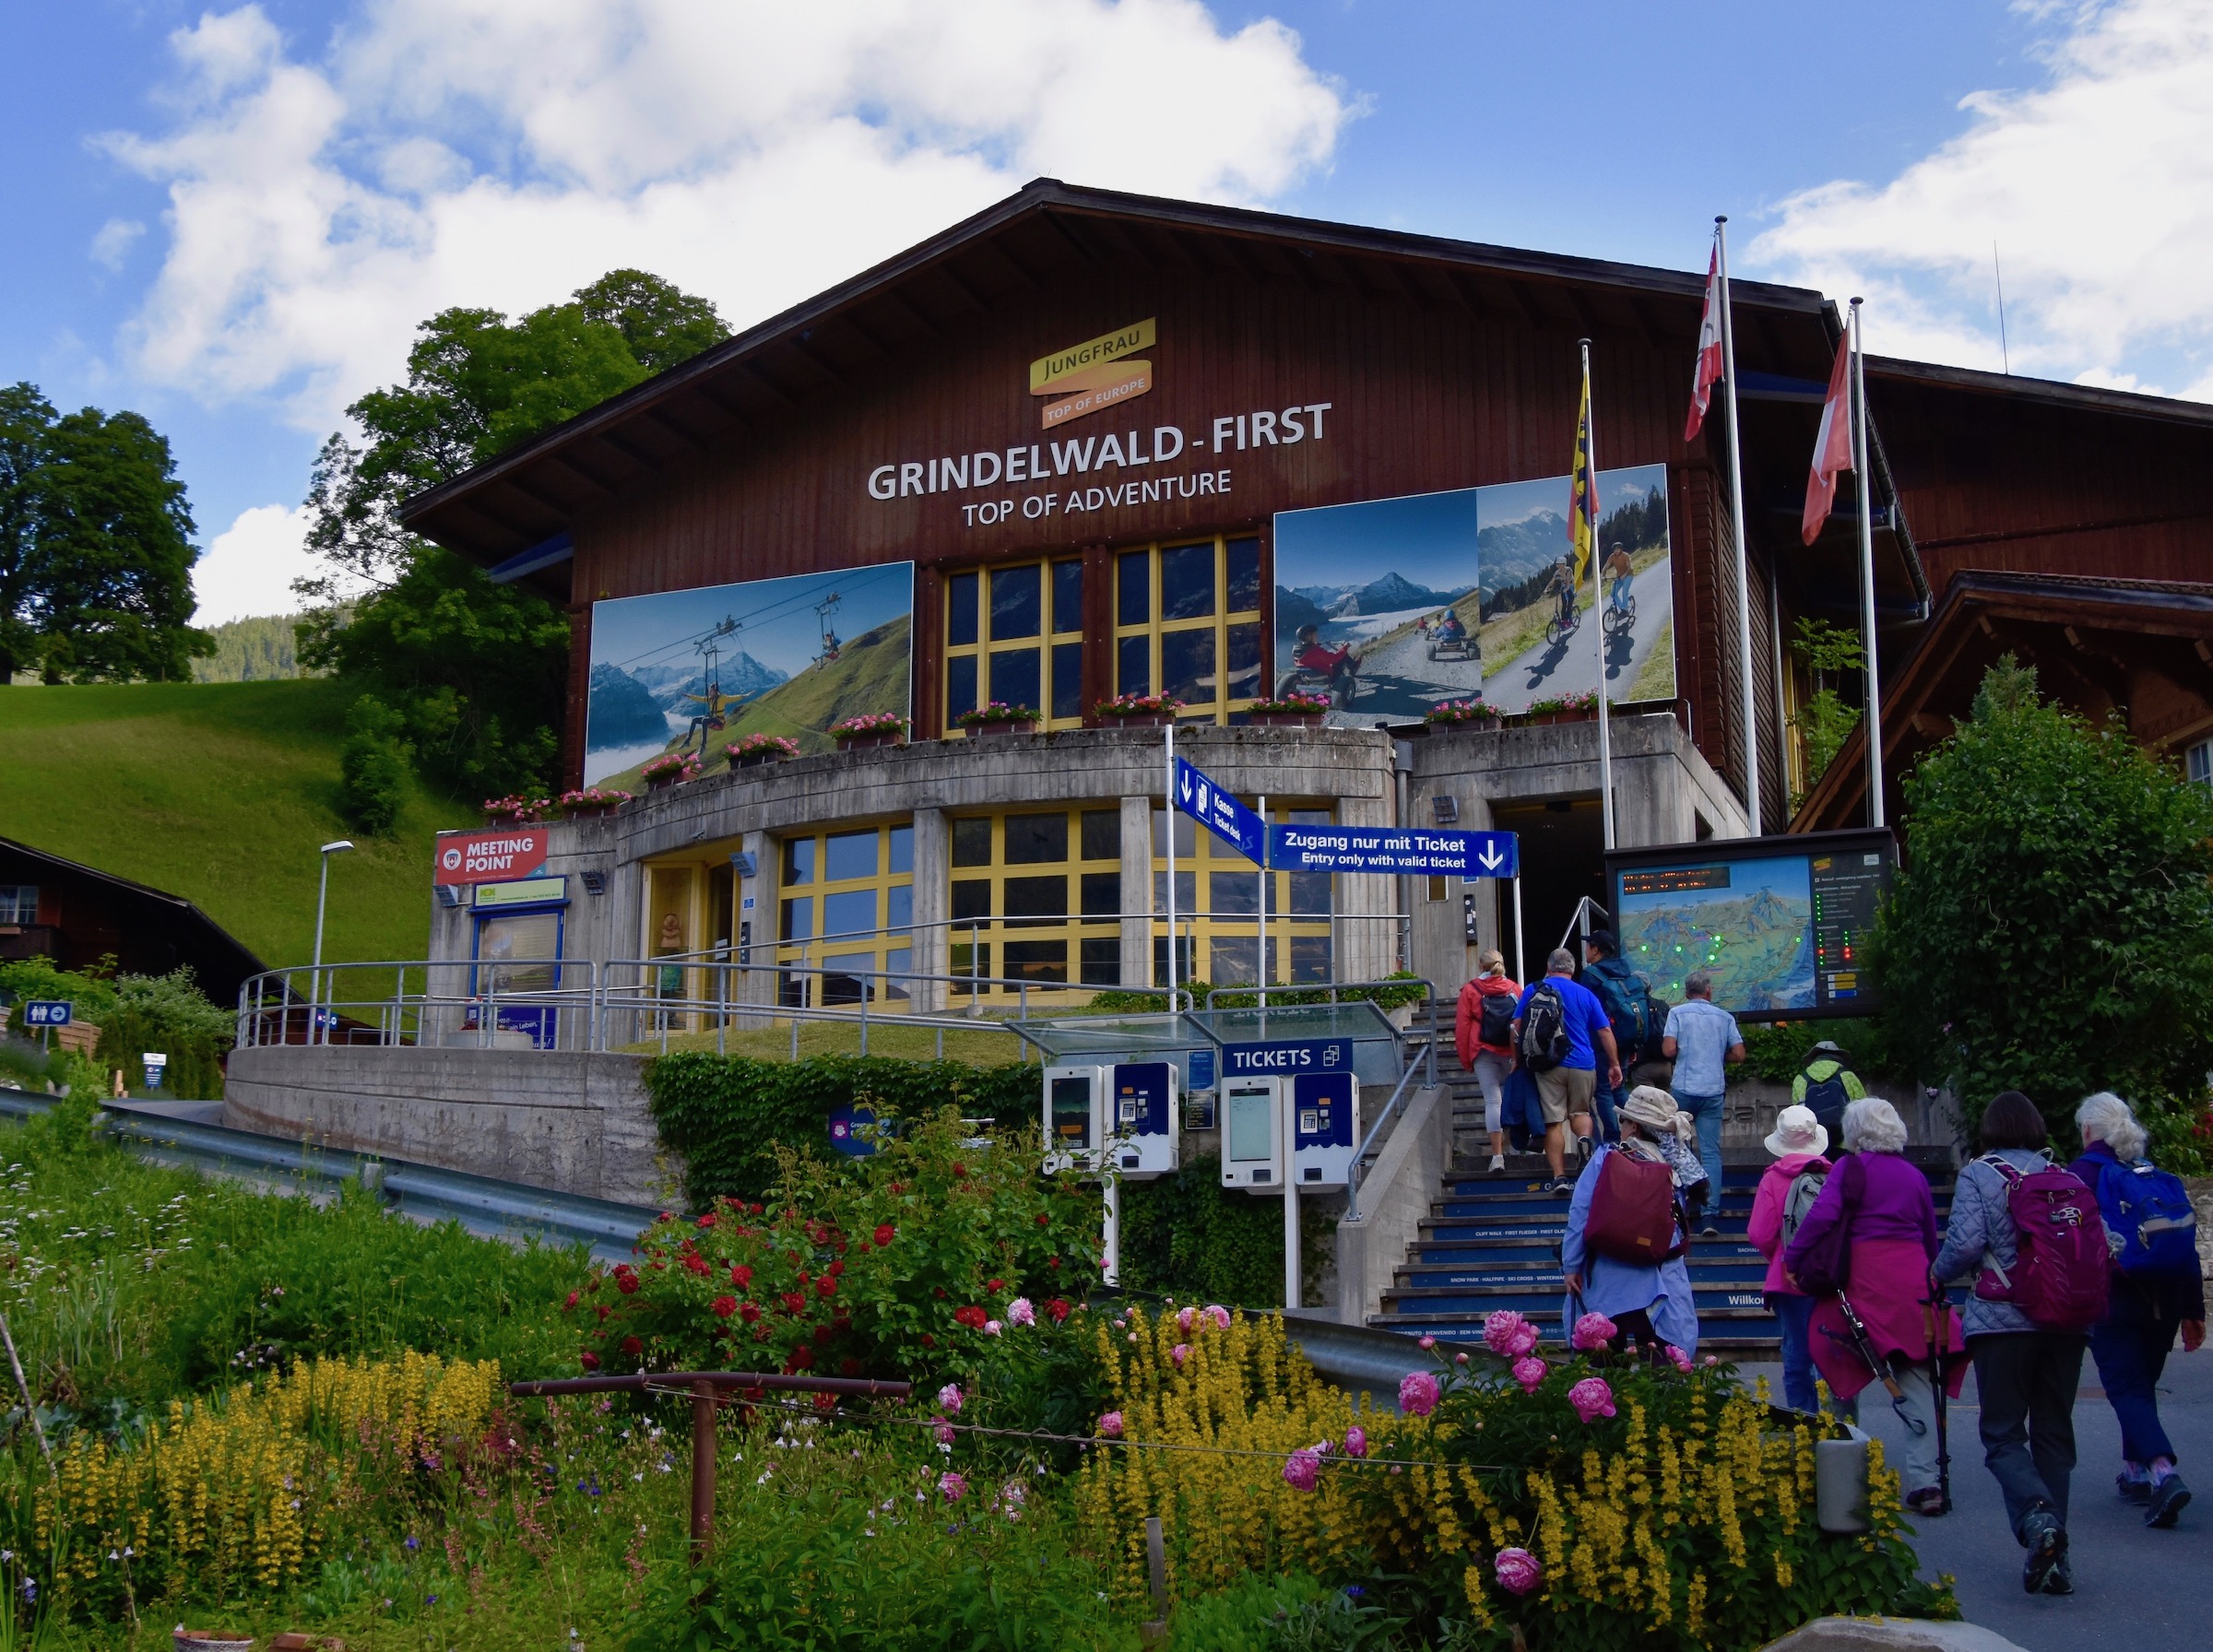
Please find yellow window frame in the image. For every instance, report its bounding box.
[773,819,917,1008]
[942,557,1087,733]
[1114,535,1264,723]
[1152,801,1335,988]
[947,805,1124,999]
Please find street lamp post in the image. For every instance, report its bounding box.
[313,841,354,1046]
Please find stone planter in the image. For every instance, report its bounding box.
[645,772,686,792]
[1532,708,1597,726]
[175,1634,254,1652]
[482,814,533,828]
[727,749,791,769]
[834,730,907,751]
[962,719,1037,738]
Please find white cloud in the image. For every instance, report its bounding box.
[1750,0,2213,398]
[89,218,146,270]
[104,1,1351,431]
[191,502,320,624]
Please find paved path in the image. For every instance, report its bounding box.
[1744,1347,2211,1652]
[1482,553,1674,714]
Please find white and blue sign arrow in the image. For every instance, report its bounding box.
[1267,825,1519,879]
[1173,757,1267,863]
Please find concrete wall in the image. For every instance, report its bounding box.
[1333,1080,1452,1327]
[226,1044,672,1207]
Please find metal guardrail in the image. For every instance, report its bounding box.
[1343,994,1445,1223]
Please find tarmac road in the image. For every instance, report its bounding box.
[1481,553,1674,714]
[1331,620,1487,721]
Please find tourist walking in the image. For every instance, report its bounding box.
[1792,1040,1866,1145]
[1932,1091,2106,1597]
[1512,948,1621,1196]
[1747,1104,1831,1414]
[1454,950,1521,1175]
[1581,928,1653,1143]
[1559,1086,1699,1358]
[1660,967,1746,1233]
[2066,1091,2204,1528]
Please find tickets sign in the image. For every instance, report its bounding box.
[434,827,550,887]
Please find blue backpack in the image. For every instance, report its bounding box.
[1499,1067,1542,1153]
[2093,1157,2200,1280]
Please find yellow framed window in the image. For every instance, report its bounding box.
[1152,803,1333,987]
[943,558,1086,730]
[775,820,916,1006]
[948,806,1123,997]
[1116,535,1264,721]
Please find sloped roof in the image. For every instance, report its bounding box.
[0,832,267,997]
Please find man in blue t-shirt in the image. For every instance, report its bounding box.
[1512,947,1620,1196]
[1660,968,1746,1234]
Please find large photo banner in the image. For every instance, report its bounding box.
[1271,465,1673,727]
[584,562,914,787]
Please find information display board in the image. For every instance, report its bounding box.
[1605,829,1896,1021]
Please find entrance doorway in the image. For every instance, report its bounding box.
[1490,796,1606,977]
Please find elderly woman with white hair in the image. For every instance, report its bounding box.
[1784,1095,1966,1516]
[2065,1091,2205,1528]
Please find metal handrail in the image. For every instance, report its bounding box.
[1342,995,1447,1222]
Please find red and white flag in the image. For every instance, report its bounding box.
[1684,244,1724,441]
[1800,335,1855,544]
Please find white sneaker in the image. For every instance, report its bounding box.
[1487,1154,1507,1175]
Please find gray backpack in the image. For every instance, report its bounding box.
[1780,1164,1829,1246]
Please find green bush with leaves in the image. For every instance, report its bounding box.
[1875,659,2213,1156]
[1120,1152,1335,1309]
[0,955,233,1098]
[336,691,412,834]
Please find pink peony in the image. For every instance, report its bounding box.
[1170,1343,1191,1367]
[1007,1297,1035,1328]
[938,1383,964,1414]
[1418,1335,1438,1350]
[1343,1425,1367,1459]
[1568,1376,1616,1422]
[1205,1304,1232,1330]
[1483,1309,1541,1359]
[1494,1547,1543,1596]
[1512,1356,1548,1393]
[1282,1448,1320,1492]
[984,1319,1003,1338]
[1097,1411,1124,1438]
[1455,1351,1471,1364]
[1665,1344,1693,1374]
[1703,1354,1720,1367]
[1399,1371,1440,1417]
[1570,1312,1619,1352]
[935,1422,955,1446]
[1178,1305,1197,1332]
[938,1470,967,1503]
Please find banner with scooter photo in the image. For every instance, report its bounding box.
[1270,465,1673,728]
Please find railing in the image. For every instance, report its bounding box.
[1343,994,1447,1223]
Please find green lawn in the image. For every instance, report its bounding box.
[0,679,472,971]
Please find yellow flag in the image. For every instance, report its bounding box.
[1568,366,1599,589]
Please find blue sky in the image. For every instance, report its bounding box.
[6,1,2203,623]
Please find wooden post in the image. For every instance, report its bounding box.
[690,1379,717,1560]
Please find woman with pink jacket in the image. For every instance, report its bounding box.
[1748,1104,1831,1414]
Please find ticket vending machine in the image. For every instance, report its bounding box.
[1043,1061,1181,1285]
[1043,1064,1104,1175]
[1290,1070,1359,1188]
[1220,1076,1284,1189]
[1219,1070,1362,1311]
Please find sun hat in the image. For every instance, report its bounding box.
[1763,1103,1829,1159]
[1619,1085,1693,1142]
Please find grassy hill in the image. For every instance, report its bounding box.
[0,680,472,972]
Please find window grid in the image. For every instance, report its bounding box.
[1152,803,1334,988]
[1115,536,1264,723]
[0,887,36,926]
[947,807,1123,998]
[774,820,917,1007]
[943,558,1086,732]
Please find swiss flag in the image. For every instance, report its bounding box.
[1800,335,1855,544]
[1684,245,1724,442]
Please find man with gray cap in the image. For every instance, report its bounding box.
[1661,969,1746,1233]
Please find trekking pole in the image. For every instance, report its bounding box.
[1834,1291,1926,1436]
[1928,1282,1953,1509]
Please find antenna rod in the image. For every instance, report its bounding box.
[1993,243,2010,375]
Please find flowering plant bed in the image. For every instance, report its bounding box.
[953,702,1040,735]
[557,786,632,817]
[481,794,549,824]
[1426,698,1499,728]
[828,713,911,749]
[1244,691,1331,726]
[640,751,703,788]
[725,734,800,767]
[1522,690,1600,724]
[1091,693,1186,726]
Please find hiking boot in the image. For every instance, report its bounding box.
[2019,1508,2067,1595]
[2147,1472,2192,1528]
[1905,1486,1947,1517]
[2042,1556,2075,1597]
[1487,1155,1507,1176]
[2117,1470,2153,1504]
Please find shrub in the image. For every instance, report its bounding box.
[1119,1153,1334,1309]
[337,693,410,835]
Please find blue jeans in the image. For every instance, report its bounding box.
[1774,1292,1820,1413]
[1591,1077,1622,1143]
[1675,1091,1725,1207]
[2090,1306,2183,1466]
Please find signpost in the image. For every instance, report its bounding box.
[142,1053,168,1092]
[20,1001,70,1027]
[1266,824,1517,877]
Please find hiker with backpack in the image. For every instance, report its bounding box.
[1793,1040,1866,1146]
[1781,1097,1964,1515]
[1931,1091,2112,1597]
[1512,948,1622,1196]
[1559,1085,1702,1358]
[1454,950,1523,1175]
[1582,929,1661,1144]
[1660,968,1747,1234]
[1747,1104,1832,1413]
[2065,1091,2203,1528]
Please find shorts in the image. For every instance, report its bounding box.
[1534,1064,1596,1126]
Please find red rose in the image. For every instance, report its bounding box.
[952,1163,967,1179]
[988,1279,1005,1293]
[1047,1297,1071,1324]
[889,1183,905,1196]
[562,1291,580,1311]
[752,1325,771,1342]
[697,1213,716,1229]
[731,1264,753,1289]
[816,1276,836,1299]
[579,1350,601,1371]
[596,1304,611,1322]
[797,1270,811,1287]
[621,1336,643,1355]
[933,1287,946,1299]
[828,1259,845,1278]
[740,1303,762,1324]
[683,1254,710,1277]
[953,1304,987,1329]
[921,1333,935,1349]
[812,1323,833,1344]
[1048,1257,1062,1269]
[787,1344,814,1371]
[781,1292,806,1316]
[614,1266,640,1295]
[1035,1213,1050,1227]
[712,1295,738,1318]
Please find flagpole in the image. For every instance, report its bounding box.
[1165,721,1179,1005]
[1850,298,1885,830]
[1582,338,1615,851]
[1716,218,1760,834]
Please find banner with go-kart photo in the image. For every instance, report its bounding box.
[1270,464,1673,728]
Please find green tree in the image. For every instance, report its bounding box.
[0,384,211,683]
[298,270,727,794]
[1788,616,1864,804]
[1874,658,2213,1154]
[337,693,412,835]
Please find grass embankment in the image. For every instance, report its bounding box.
[621,1018,1029,1064]
[0,679,469,969]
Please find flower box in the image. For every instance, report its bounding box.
[726,734,800,769]
[1246,710,1324,728]
[1521,692,1601,726]
[828,713,911,751]
[964,718,1034,738]
[835,729,905,749]
[1426,698,1499,731]
[558,787,633,819]
[1092,693,1188,729]
[954,702,1040,738]
[481,794,548,826]
[641,753,702,790]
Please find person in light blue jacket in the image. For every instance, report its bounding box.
[1931,1091,2089,1599]
[1560,1086,1700,1357]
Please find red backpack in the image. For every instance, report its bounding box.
[1582,1147,1685,1264]
[1973,1156,2111,1331]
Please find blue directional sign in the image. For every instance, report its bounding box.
[1268,824,1518,878]
[1173,758,1266,862]
[1221,1038,1355,1077]
[20,1001,71,1027]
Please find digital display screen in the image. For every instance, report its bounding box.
[1226,1085,1275,1162]
[1050,1076,1093,1147]
[1608,831,1894,1021]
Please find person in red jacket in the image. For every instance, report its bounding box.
[1455,949,1521,1175]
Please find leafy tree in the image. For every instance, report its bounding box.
[1874,658,2213,1158]
[298,270,727,793]
[337,693,412,835]
[0,383,212,683]
[1788,616,1864,804]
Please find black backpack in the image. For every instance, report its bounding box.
[1476,992,1516,1049]
[1519,981,1570,1073]
[1801,1065,1850,1135]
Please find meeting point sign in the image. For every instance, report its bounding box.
[434,827,549,887]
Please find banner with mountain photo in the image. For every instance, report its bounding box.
[584,562,914,786]
[1270,464,1672,728]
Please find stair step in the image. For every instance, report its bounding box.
[1382,1284,1779,1315]
[1398,1261,1769,1290]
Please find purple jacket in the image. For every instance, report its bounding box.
[1783,1150,1939,1280]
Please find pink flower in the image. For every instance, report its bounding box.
[1455,1351,1471,1365]
[1205,1304,1232,1330]
[1570,1312,1619,1352]
[1170,1343,1191,1367]
[1483,1310,1541,1359]
[1343,1425,1367,1459]
[1568,1376,1616,1422]
[1665,1344,1693,1374]
[935,1422,955,1446]
[1097,1411,1124,1438]
[1178,1306,1197,1332]
[938,1470,967,1503]
[1512,1356,1548,1394]
[1399,1371,1440,1417]
[1418,1335,1438,1351]
[1282,1448,1320,1492]
[1007,1297,1035,1328]
[1703,1354,1720,1367]
[938,1383,964,1414]
[984,1319,1003,1338]
[1494,1547,1543,1596]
